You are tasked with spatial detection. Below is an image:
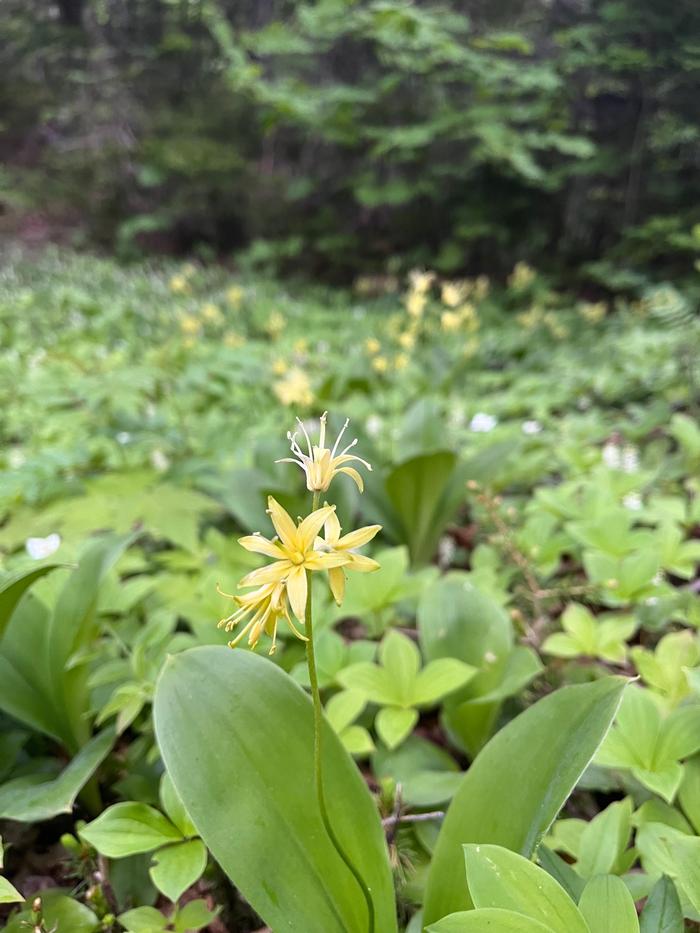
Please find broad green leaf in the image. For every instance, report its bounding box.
[0,728,113,822]
[376,706,418,749]
[118,906,168,932]
[640,875,683,933]
[160,772,197,838]
[578,875,640,933]
[0,563,65,640]
[463,844,588,932]
[154,646,397,933]
[325,690,367,734]
[337,661,397,704]
[413,658,476,706]
[150,839,207,902]
[0,876,23,903]
[422,677,627,925]
[80,802,183,857]
[174,899,219,932]
[577,797,633,878]
[679,754,700,833]
[637,823,700,913]
[379,630,420,702]
[537,847,586,902]
[3,890,100,933]
[427,908,556,932]
[385,450,460,566]
[175,900,218,933]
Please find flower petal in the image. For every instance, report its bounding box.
[336,466,364,491]
[337,524,381,551]
[238,535,287,559]
[346,554,380,573]
[267,497,299,550]
[238,561,291,588]
[305,551,350,570]
[297,504,336,552]
[328,566,346,606]
[286,565,308,623]
[323,509,342,544]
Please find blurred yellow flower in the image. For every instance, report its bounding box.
[463,337,480,358]
[441,310,461,332]
[273,367,313,407]
[227,285,244,308]
[201,302,223,324]
[517,306,543,329]
[224,331,244,348]
[294,338,309,355]
[405,292,427,318]
[394,353,409,370]
[441,281,468,308]
[169,274,191,295]
[398,330,415,350]
[180,314,201,335]
[579,301,607,323]
[408,269,435,295]
[265,311,286,338]
[474,275,490,301]
[508,262,536,291]
[372,356,388,374]
[272,357,288,376]
[365,337,381,355]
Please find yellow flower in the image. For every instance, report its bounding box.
[441,310,461,332]
[273,367,314,407]
[227,285,244,308]
[181,263,197,278]
[180,314,201,335]
[294,338,309,355]
[408,269,435,295]
[265,311,286,338]
[170,274,191,295]
[278,411,372,493]
[217,580,305,655]
[201,302,223,324]
[224,331,244,348]
[474,275,490,300]
[405,292,426,318]
[237,497,349,622]
[398,330,415,350]
[372,355,388,374]
[365,337,381,355]
[394,353,409,370]
[508,261,536,291]
[579,301,607,323]
[272,357,288,376]
[317,509,381,605]
[441,281,466,308]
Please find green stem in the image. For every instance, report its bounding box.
[305,494,375,932]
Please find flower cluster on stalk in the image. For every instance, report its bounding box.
[218,415,380,653]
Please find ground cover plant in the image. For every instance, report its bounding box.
[0,248,699,931]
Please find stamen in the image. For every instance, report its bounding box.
[296,417,314,459]
[339,437,359,456]
[318,411,328,450]
[331,418,350,457]
[216,582,236,600]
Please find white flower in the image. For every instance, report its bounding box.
[437,535,456,568]
[622,445,639,474]
[25,533,61,560]
[8,449,26,469]
[150,449,170,473]
[623,493,642,511]
[116,431,132,445]
[602,442,622,470]
[522,420,542,435]
[365,415,383,438]
[470,412,497,433]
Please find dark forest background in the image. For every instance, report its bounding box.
[2,0,699,282]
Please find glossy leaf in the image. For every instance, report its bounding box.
[80,802,183,857]
[0,728,113,822]
[0,563,66,640]
[150,839,207,902]
[422,677,627,924]
[427,908,556,932]
[578,874,639,933]
[463,844,588,932]
[154,645,397,933]
[3,891,100,933]
[640,875,683,933]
